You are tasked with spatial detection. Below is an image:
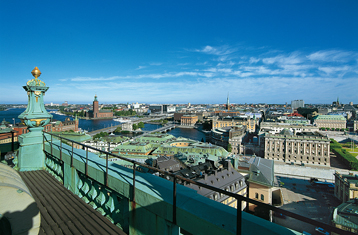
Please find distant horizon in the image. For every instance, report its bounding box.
[1,1,357,104]
[1,101,354,106]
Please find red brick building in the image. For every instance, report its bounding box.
[86,95,113,119]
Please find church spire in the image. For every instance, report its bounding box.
[227,92,230,111]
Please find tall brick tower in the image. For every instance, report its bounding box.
[93,95,99,118]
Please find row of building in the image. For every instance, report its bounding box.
[94,133,278,218]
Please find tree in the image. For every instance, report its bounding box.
[162,120,168,125]
[93,131,109,140]
[132,123,138,130]
[114,127,122,133]
[202,121,212,131]
[138,122,145,129]
[227,143,232,152]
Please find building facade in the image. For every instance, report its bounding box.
[334,172,358,203]
[0,121,18,144]
[212,116,256,132]
[264,130,330,166]
[210,125,247,154]
[86,95,113,119]
[259,122,319,135]
[180,115,198,126]
[312,115,346,129]
[291,99,304,110]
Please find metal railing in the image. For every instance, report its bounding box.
[43,132,354,235]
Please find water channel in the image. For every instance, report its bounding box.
[0,108,206,142]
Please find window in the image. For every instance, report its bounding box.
[261,194,264,201]
[255,193,258,199]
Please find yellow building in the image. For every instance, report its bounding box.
[212,116,256,132]
[180,115,198,126]
[234,156,277,215]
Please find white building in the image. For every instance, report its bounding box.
[291,100,304,110]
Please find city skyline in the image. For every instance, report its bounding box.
[1,1,358,104]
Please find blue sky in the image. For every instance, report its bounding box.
[1,1,357,105]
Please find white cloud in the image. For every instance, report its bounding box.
[249,57,260,64]
[195,45,237,56]
[71,76,120,81]
[307,50,355,62]
[136,66,147,70]
[262,52,302,65]
[318,66,351,75]
[50,46,358,104]
[52,75,358,104]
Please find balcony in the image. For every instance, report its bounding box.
[3,131,353,235]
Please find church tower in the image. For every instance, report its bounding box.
[93,95,99,118]
[226,92,230,111]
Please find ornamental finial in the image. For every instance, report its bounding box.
[31,67,41,79]
[27,67,45,86]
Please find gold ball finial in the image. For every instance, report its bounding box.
[31,67,41,79]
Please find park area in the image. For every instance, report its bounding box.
[330,139,358,170]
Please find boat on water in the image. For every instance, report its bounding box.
[49,111,67,116]
[113,118,131,123]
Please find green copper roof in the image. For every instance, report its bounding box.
[112,142,154,153]
[313,115,346,121]
[52,132,92,142]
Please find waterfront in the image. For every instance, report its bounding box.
[0,108,206,142]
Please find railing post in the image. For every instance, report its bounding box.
[43,133,45,151]
[173,175,177,224]
[237,197,242,235]
[71,141,74,167]
[51,134,53,155]
[132,163,136,202]
[105,153,109,187]
[60,138,62,161]
[85,146,88,176]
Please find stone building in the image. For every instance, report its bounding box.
[180,115,198,126]
[312,115,346,129]
[86,95,113,119]
[212,116,256,132]
[259,122,319,135]
[334,172,358,203]
[47,117,79,132]
[210,125,247,154]
[264,130,330,166]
